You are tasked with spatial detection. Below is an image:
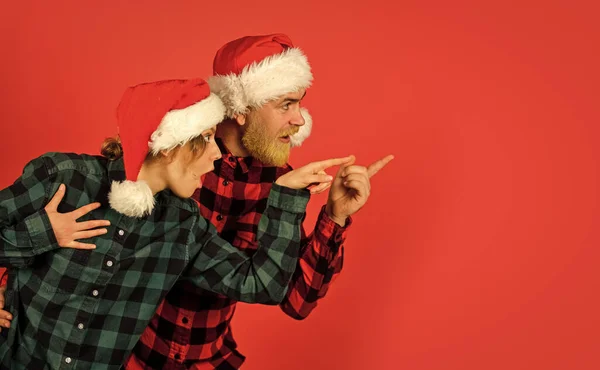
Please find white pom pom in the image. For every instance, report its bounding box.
[290,108,312,147]
[108,180,155,217]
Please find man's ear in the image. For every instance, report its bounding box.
[234,113,247,126]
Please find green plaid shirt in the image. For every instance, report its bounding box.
[0,152,308,370]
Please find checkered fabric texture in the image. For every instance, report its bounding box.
[126,139,351,370]
[0,152,308,370]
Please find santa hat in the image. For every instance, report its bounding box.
[108,78,225,218]
[208,33,313,147]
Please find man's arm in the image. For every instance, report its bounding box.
[0,157,61,268]
[183,156,353,304]
[279,154,394,319]
[279,206,350,319]
[0,162,109,268]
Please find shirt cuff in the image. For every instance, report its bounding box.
[315,205,352,250]
[24,209,59,255]
[267,183,310,213]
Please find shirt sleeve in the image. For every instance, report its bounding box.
[278,205,351,319]
[0,156,59,268]
[182,183,309,304]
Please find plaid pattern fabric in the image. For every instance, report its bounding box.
[126,139,350,369]
[0,152,309,370]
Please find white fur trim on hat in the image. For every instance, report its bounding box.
[108,180,155,218]
[149,93,226,153]
[208,48,313,118]
[290,108,312,147]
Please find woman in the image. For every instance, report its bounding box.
[0,78,348,370]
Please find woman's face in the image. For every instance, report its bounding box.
[164,127,221,198]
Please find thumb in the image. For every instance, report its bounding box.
[309,173,334,185]
[45,184,66,212]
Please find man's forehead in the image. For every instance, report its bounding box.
[279,89,307,101]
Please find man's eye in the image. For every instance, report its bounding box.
[204,134,213,142]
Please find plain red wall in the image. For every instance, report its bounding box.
[1,1,598,369]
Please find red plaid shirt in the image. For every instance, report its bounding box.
[124,138,350,369]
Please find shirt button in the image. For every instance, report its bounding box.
[182,317,189,324]
[228,156,235,162]
[174,354,181,360]
[106,260,113,267]
[65,357,72,364]
[118,229,125,236]
[92,290,99,297]
[216,215,223,221]
[77,323,84,330]
[223,180,229,186]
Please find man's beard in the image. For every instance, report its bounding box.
[241,116,299,167]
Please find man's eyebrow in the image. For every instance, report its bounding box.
[281,91,307,104]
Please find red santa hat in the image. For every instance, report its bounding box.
[207,33,313,147]
[108,78,225,217]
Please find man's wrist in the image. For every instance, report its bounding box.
[325,204,348,227]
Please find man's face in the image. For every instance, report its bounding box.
[241,89,306,166]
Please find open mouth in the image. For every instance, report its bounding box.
[279,135,291,143]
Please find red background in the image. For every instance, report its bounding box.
[1,1,598,369]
